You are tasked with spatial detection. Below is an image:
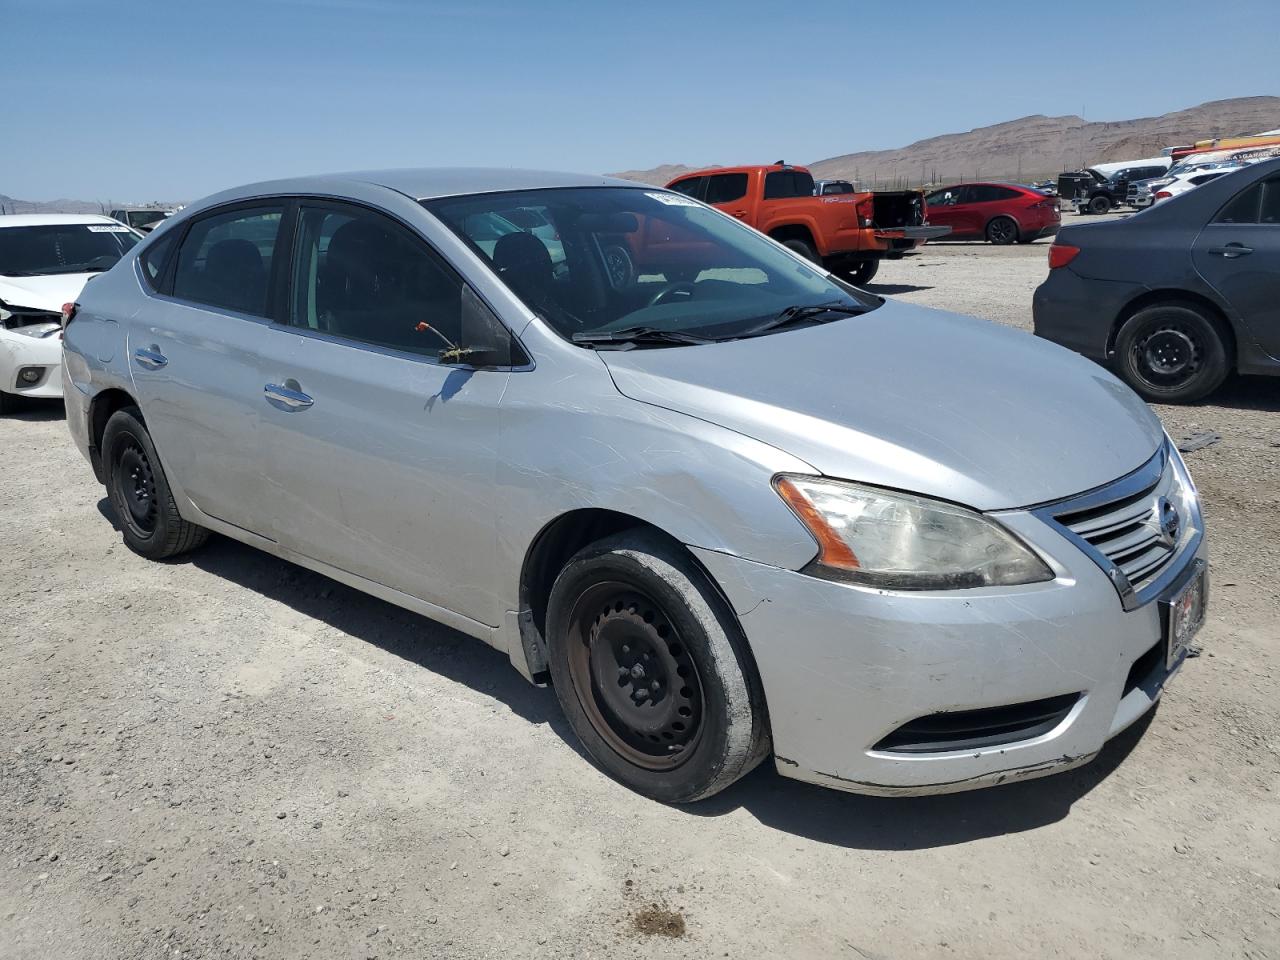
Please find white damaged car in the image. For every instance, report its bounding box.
[0,214,141,412]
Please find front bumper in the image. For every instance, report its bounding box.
[692,515,1206,796]
[0,329,64,400]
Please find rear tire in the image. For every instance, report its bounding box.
[546,530,769,803]
[102,406,209,560]
[1114,303,1230,403]
[1089,195,1112,215]
[781,238,818,262]
[844,259,880,286]
[985,216,1019,245]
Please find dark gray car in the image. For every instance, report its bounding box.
[1034,157,1280,402]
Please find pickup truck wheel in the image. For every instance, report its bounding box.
[985,217,1019,245]
[102,406,210,560]
[844,260,879,286]
[781,238,818,262]
[1089,195,1112,215]
[546,531,769,803]
[1114,303,1229,403]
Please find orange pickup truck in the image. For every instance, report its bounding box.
[666,163,950,285]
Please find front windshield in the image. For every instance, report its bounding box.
[424,186,877,345]
[0,223,139,277]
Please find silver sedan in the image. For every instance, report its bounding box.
[61,169,1208,802]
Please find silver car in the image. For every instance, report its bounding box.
[62,169,1208,803]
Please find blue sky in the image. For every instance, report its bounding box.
[6,0,1278,202]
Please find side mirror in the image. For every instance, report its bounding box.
[439,286,524,367]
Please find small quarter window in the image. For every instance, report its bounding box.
[139,231,176,291]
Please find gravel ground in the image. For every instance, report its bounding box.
[3,220,1279,959]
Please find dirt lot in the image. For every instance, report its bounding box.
[3,218,1279,959]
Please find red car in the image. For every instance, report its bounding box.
[923,182,1060,245]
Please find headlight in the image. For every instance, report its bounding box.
[774,475,1054,590]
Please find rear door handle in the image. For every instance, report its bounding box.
[133,346,168,369]
[264,382,314,410]
[1207,244,1253,258]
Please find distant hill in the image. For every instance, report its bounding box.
[0,194,181,216]
[611,96,1280,188]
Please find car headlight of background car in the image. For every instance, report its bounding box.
[774,475,1054,589]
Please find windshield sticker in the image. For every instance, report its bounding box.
[87,225,133,233]
[646,191,700,207]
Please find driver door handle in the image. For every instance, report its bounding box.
[1207,244,1253,258]
[133,346,168,369]
[264,382,314,410]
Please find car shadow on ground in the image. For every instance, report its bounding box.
[1197,375,1280,413]
[4,398,65,421]
[100,501,1152,848]
[682,711,1154,849]
[864,283,934,295]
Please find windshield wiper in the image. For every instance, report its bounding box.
[572,326,712,348]
[740,302,865,338]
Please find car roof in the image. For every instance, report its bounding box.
[209,168,645,204]
[672,164,809,181]
[0,213,122,228]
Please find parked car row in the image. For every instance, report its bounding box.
[40,165,1212,807]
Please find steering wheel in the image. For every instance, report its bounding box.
[646,281,696,308]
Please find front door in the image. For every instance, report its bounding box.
[1192,172,1280,360]
[256,200,511,625]
[128,203,286,534]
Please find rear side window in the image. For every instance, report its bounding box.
[1216,177,1280,224]
[139,230,176,291]
[290,203,469,359]
[172,206,284,317]
[669,176,706,199]
[969,185,1019,202]
[704,173,748,204]
[763,170,816,199]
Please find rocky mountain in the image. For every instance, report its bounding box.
[611,96,1280,188]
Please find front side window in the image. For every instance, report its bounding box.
[668,177,706,199]
[172,206,283,316]
[0,223,139,277]
[704,173,748,205]
[426,186,878,347]
[290,203,512,362]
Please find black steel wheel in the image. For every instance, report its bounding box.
[564,582,705,771]
[1089,194,1112,215]
[1114,303,1229,403]
[986,216,1019,245]
[102,406,209,560]
[546,531,769,803]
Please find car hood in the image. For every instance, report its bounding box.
[0,273,96,313]
[598,301,1164,511]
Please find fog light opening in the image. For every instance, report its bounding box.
[19,367,43,384]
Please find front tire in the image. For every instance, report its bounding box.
[1114,303,1230,403]
[102,406,209,560]
[0,391,15,415]
[1089,195,1112,215]
[546,531,768,803]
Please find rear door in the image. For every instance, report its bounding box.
[128,202,285,534]
[1192,172,1280,359]
[253,199,513,625]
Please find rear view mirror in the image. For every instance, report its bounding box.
[578,212,639,233]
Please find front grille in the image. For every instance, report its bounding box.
[873,693,1080,754]
[1033,443,1201,610]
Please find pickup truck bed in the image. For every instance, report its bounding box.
[666,164,949,285]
